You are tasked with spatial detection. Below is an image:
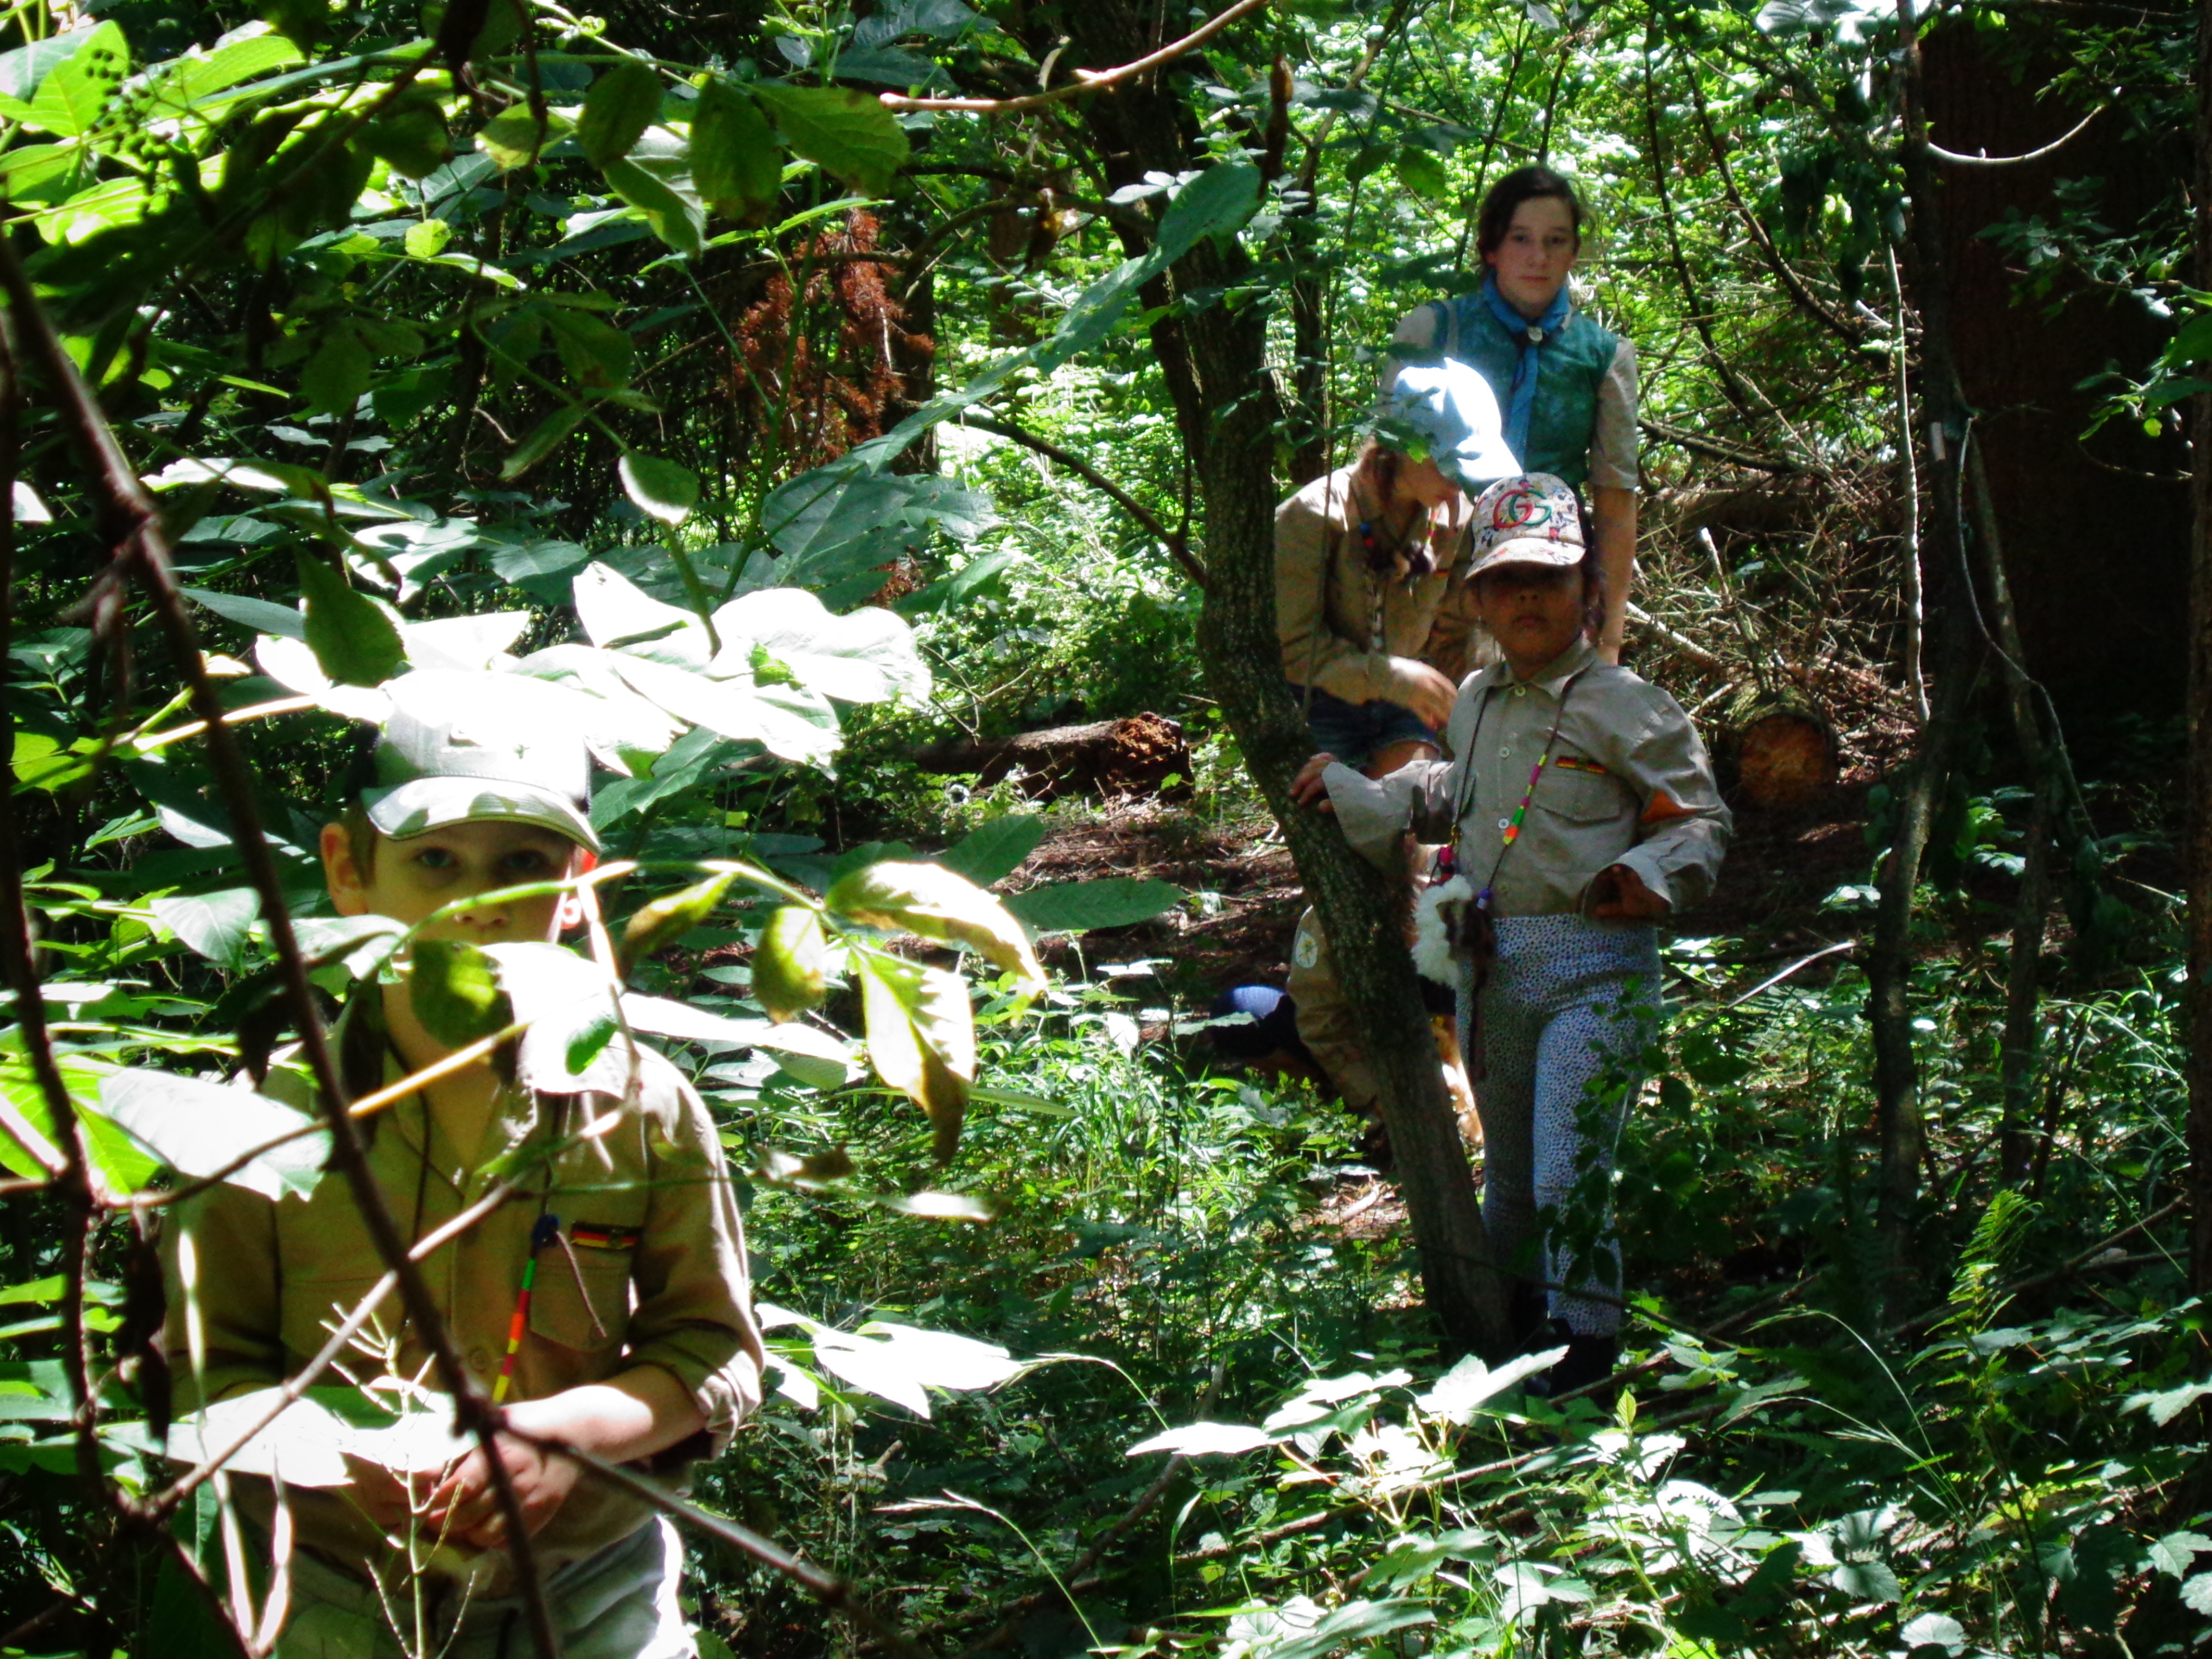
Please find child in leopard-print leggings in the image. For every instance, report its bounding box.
[1293,475,1730,1396]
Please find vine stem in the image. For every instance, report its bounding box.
[879,0,1273,114]
[0,241,565,1658]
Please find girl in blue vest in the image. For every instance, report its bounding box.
[1388,167,1641,662]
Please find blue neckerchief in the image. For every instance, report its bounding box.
[1479,276,1572,461]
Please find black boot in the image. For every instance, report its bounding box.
[1545,1334,1622,1405]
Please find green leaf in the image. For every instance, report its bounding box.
[602,150,706,256]
[358,91,453,180]
[479,105,571,171]
[610,652,842,765]
[830,860,1043,990]
[182,586,307,640]
[2166,312,2212,366]
[692,78,782,223]
[546,310,634,388]
[2124,1377,2212,1426]
[708,586,930,705]
[93,1070,329,1202]
[295,553,404,687]
[1004,877,1182,935]
[0,28,103,103]
[753,82,908,196]
[2184,1573,2212,1617]
[1262,1602,1433,1659]
[618,453,699,526]
[2147,1531,2212,1578]
[573,561,712,666]
[409,939,515,1047]
[300,328,371,417]
[1826,1559,1900,1605]
[753,905,829,1023]
[854,948,973,1160]
[500,404,589,479]
[23,21,125,138]
[937,816,1044,887]
[578,58,664,167]
[620,870,739,973]
[403,218,453,259]
[1394,147,1449,203]
[150,888,260,970]
[565,1010,619,1075]
[1155,162,1263,260]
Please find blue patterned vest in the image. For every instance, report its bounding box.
[1424,296,1620,487]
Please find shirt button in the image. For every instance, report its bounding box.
[1500,747,1512,758]
[1513,687,1526,698]
[1497,817,1511,830]
[468,1346,491,1373]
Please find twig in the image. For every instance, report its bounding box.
[1929,103,2102,168]
[1726,940,1856,1008]
[959,414,1207,588]
[1637,418,1809,476]
[1624,602,1724,675]
[0,241,564,1659]
[880,0,1272,114]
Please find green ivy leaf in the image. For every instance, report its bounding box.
[753,82,908,197]
[618,453,699,526]
[295,553,403,687]
[578,58,664,167]
[692,77,782,223]
[409,939,515,1047]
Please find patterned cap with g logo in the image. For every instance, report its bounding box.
[1466,473,1586,580]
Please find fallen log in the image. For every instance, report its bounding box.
[913,712,1192,800]
[1720,697,1839,811]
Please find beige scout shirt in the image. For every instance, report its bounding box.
[1277,465,1483,707]
[1383,305,1643,493]
[1322,638,1730,914]
[162,1011,765,1591]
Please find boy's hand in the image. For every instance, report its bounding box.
[1385,659,1458,731]
[422,1430,578,1548]
[1588,864,1670,920]
[1290,754,1338,812]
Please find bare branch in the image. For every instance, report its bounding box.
[958,414,1208,587]
[879,0,1273,114]
[1930,102,2103,167]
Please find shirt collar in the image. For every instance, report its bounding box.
[1491,636,1598,696]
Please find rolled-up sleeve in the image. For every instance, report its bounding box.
[629,1079,765,1449]
[1589,339,1640,492]
[1599,685,1730,911]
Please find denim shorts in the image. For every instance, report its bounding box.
[1289,681,1439,770]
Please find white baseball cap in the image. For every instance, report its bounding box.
[361,671,600,854]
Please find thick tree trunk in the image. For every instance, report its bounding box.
[1057,3,1508,1356]
[2188,0,2212,1296]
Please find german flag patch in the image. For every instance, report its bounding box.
[570,1222,642,1252]
[1553,754,1609,777]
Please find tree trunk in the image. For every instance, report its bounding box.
[2188,0,2212,1297]
[1057,3,1509,1356]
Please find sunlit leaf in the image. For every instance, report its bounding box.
[409,939,514,1047]
[618,452,699,526]
[295,552,404,688]
[1004,877,1182,935]
[94,1070,328,1201]
[692,77,781,223]
[752,82,908,196]
[752,905,829,1023]
[1126,1421,1277,1457]
[936,816,1043,887]
[829,860,1042,990]
[854,948,972,1159]
[150,888,260,970]
[577,58,664,166]
[619,869,739,973]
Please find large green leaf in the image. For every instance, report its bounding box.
[94,1070,329,1201]
[1005,877,1183,935]
[692,78,782,223]
[602,144,706,256]
[577,58,664,166]
[854,948,972,1159]
[299,327,371,417]
[828,860,1042,990]
[708,586,930,705]
[618,453,699,526]
[500,404,589,480]
[753,82,908,196]
[409,939,514,1047]
[150,888,260,970]
[182,586,306,640]
[573,561,711,667]
[937,816,1044,887]
[610,652,842,766]
[479,105,572,171]
[23,21,125,138]
[752,905,829,1023]
[295,553,404,688]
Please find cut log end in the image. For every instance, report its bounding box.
[1730,708,1839,810]
[914,712,1193,801]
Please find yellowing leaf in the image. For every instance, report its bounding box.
[753,905,828,1023]
[828,861,1043,991]
[855,949,972,1161]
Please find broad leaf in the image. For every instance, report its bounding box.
[618,453,699,526]
[577,59,664,166]
[709,586,930,705]
[619,869,739,971]
[182,586,305,641]
[937,816,1044,887]
[500,404,588,479]
[296,553,404,688]
[602,130,705,256]
[1416,1348,1568,1423]
[692,78,781,223]
[753,82,908,196]
[95,1071,329,1201]
[1126,1421,1277,1458]
[1005,877,1182,935]
[828,861,1042,990]
[573,561,711,667]
[23,21,125,138]
[409,940,514,1047]
[479,105,571,171]
[300,329,371,417]
[752,905,829,1022]
[854,948,973,1159]
[612,652,842,766]
[151,888,260,970]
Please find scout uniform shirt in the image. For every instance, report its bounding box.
[1320,636,1730,914]
[161,995,766,1594]
[1276,464,1484,705]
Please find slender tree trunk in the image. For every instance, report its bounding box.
[1058,3,1509,1355]
[2188,0,2212,1296]
[1870,0,1983,1309]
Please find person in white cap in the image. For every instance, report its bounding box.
[1292,476,1729,1401]
[1270,361,1523,1142]
[163,670,763,1657]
